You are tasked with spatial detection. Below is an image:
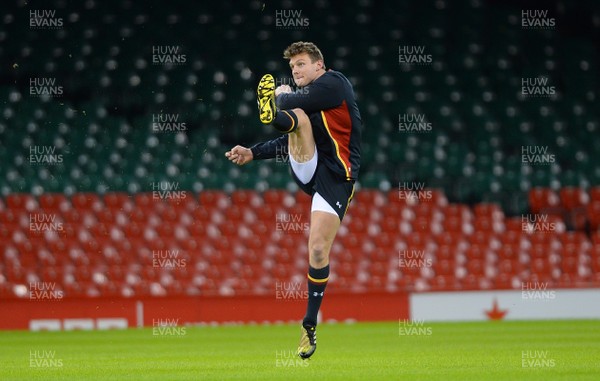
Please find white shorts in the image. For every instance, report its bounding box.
[289,149,338,217]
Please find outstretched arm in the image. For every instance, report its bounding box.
[225,145,253,166]
[225,135,289,166]
[250,135,289,160]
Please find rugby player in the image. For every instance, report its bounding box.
[225,41,362,358]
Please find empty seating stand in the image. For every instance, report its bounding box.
[1,189,599,299]
[1,2,599,299]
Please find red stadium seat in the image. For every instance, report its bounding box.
[505,217,525,232]
[529,232,555,246]
[460,274,480,290]
[591,248,600,271]
[71,193,102,211]
[199,191,231,209]
[134,193,163,211]
[413,203,437,218]
[5,194,38,211]
[467,257,485,278]
[89,223,110,240]
[434,232,465,249]
[444,204,472,220]
[530,258,554,278]
[559,232,589,246]
[39,193,70,212]
[394,274,418,291]
[473,216,503,233]
[262,189,286,205]
[156,224,175,239]
[465,245,486,260]
[388,190,412,208]
[435,245,455,261]
[560,256,579,275]
[530,244,551,260]
[294,191,312,208]
[589,186,600,202]
[591,231,600,246]
[231,190,259,206]
[223,205,243,221]
[167,194,200,213]
[565,209,587,231]
[62,209,83,224]
[430,275,456,291]
[129,209,150,224]
[364,276,386,291]
[353,189,384,206]
[528,187,560,214]
[559,187,589,210]
[96,209,115,224]
[497,258,523,276]
[426,189,448,207]
[404,231,431,248]
[123,223,144,240]
[587,201,600,230]
[0,210,18,225]
[442,216,464,233]
[103,192,134,211]
[473,203,503,218]
[157,207,179,224]
[380,215,400,234]
[433,259,455,276]
[492,273,514,289]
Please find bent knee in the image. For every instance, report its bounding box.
[291,108,307,117]
[291,108,310,124]
[309,240,329,265]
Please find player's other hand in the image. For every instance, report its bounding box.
[275,85,293,96]
[225,145,253,166]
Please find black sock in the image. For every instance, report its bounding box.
[303,265,329,327]
[272,109,298,133]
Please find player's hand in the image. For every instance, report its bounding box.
[275,85,293,96]
[225,145,253,166]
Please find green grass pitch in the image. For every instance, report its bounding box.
[1,320,599,380]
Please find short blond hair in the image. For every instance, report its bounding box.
[283,41,325,67]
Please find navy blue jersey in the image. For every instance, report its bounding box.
[250,70,362,181]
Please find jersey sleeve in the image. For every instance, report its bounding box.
[276,73,344,113]
[249,134,289,160]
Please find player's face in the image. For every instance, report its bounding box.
[289,53,322,87]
